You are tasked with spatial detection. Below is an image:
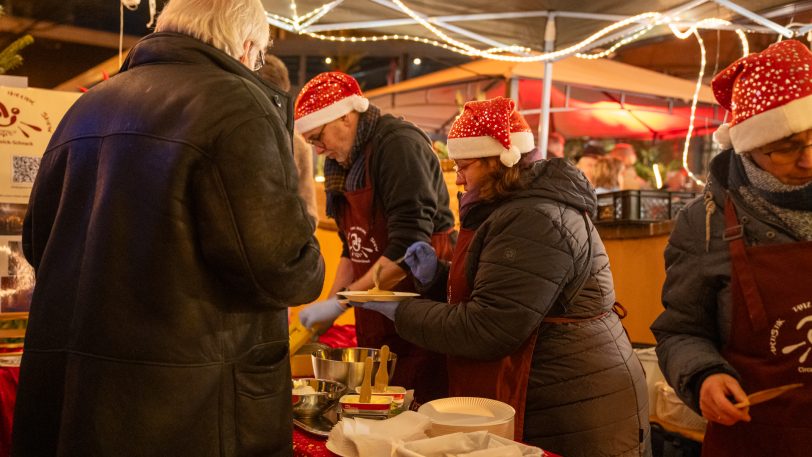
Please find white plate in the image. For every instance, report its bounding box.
[418,397,515,427]
[337,290,419,303]
[325,438,354,457]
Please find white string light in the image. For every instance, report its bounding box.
[653,163,664,189]
[575,26,654,59]
[676,29,708,186]
[669,19,748,187]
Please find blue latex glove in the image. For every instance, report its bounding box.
[354,301,400,321]
[403,241,438,284]
[298,297,347,330]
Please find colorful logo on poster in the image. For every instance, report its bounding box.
[0,90,53,144]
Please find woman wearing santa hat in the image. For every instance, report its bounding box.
[652,40,812,456]
[356,96,650,456]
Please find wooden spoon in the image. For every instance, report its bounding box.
[359,356,373,403]
[734,383,803,408]
[367,263,395,296]
[374,345,390,393]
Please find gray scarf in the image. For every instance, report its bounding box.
[730,154,812,241]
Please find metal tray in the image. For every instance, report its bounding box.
[293,406,339,436]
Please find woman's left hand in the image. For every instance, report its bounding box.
[353,300,400,321]
[699,373,752,426]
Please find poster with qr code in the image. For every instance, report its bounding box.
[11,155,40,187]
[0,87,79,204]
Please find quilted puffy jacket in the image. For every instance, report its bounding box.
[396,158,651,457]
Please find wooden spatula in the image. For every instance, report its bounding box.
[359,356,373,403]
[374,345,390,393]
[734,383,803,408]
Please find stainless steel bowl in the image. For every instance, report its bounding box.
[291,378,347,418]
[311,347,398,390]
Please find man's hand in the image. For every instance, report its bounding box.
[298,297,347,330]
[699,373,751,425]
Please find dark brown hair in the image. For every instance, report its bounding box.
[477,156,531,201]
[258,54,291,92]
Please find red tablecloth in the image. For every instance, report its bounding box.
[317,324,357,349]
[0,365,19,457]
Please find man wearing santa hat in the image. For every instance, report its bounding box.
[653,40,812,456]
[295,71,455,401]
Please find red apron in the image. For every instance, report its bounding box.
[446,227,538,442]
[338,146,454,403]
[701,197,812,456]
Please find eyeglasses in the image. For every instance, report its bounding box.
[752,141,812,165]
[306,123,327,149]
[453,160,477,173]
[251,46,265,72]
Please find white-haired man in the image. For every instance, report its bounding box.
[12,0,324,455]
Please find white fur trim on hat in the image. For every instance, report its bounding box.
[295,94,369,132]
[447,133,534,168]
[510,131,535,154]
[727,93,812,152]
[713,123,732,150]
[448,136,504,159]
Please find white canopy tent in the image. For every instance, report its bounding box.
[365,57,722,144]
[263,0,808,154]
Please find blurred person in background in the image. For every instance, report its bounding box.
[610,143,648,190]
[259,53,318,225]
[355,97,650,456]
[664,167,690,191]
[12,0,325,455]
[652,40,812,456]
[294,72,456,402]
[575,141,605,183]
[547,131,565,158]
[592,156,624,193]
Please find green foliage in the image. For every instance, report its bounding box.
[0,6,34,75]
[432,140,449,160]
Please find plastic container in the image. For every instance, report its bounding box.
[655,381,707,433]
[595,190,700,223]
[635,347,665,417]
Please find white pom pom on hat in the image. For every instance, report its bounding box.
[353,96,369,113]
[713,123,732,150]
[500,145,522,167]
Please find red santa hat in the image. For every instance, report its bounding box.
[712,40,812,153]
[294,72,369,133]
[447,97,535,167]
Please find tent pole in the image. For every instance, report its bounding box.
[539,14,556,160]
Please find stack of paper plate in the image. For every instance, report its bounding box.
[417,397,515,439]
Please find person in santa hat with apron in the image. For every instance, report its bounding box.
[295,72,456,402]
[355,97,651,457]
[652,40,812,456]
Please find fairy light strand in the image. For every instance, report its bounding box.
[277,1,760,65]
[669,19,749,186]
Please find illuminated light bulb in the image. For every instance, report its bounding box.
[325,57,332,64]
[653,164,663,189]
[413,57,422,65]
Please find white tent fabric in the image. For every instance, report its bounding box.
[365,57,720,138]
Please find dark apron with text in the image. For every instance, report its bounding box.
[701,197,812,456]
[338,146,454,403]
[446,227,539,441]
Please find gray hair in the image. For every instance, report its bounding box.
[156,0,270,60]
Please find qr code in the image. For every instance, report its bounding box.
[12,155,40,187]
